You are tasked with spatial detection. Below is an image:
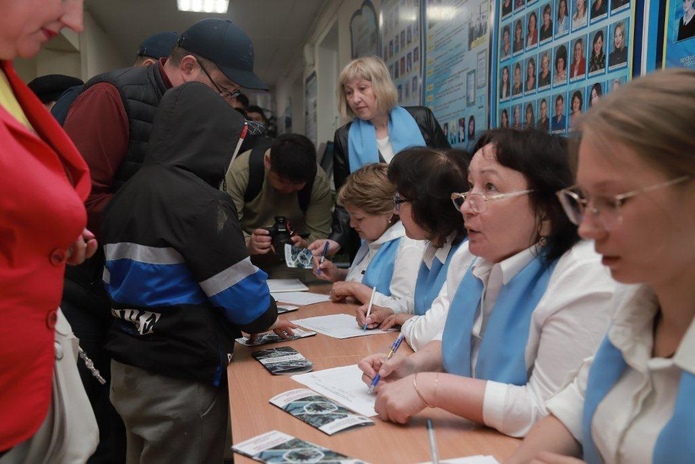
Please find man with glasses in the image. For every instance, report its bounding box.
[59,18,267,464]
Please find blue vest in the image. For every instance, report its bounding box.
[361,237,401,297]
[414,240,464,316]
[441,254,557,384]
[582,336,695,464]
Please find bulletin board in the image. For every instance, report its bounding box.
[663,0,695,68]
[423,0,491,150]
[493,0,636,133]
[380,0,424,107]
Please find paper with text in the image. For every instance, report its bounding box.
[292,364,376,417]
[292,314,396,339]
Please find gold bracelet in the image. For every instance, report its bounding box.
[413,373,434,408]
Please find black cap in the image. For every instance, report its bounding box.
[27,74,84,103]
[137,31,179,59]
[177,18,268,91]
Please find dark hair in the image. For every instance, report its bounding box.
[592,29,604,54]
[269,134,317,183]
[555,44,567,70]
[472,128,579,264]
[235,93,250,109]
[388,148,469,247]
[246,104,267,121]
[543,4,552,16]
[571,90,583,111]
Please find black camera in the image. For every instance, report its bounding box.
[265,216,294,259]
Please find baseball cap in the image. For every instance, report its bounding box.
[137,31,179,59]
[177,18,268,91]
[28,74,84,103]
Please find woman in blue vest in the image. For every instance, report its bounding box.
[358,128,617,437]
[507,69,695,464]
[321,56,449,259]
[314,163,425,312]
[355,148,471,349]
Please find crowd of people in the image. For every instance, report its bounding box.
[1,2,694,464]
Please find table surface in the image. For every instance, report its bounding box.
[227,287,520,463]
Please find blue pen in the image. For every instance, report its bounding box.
[368,333,405,393]
[317,241,329,275]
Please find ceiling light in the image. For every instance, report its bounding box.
[177,0,229,14]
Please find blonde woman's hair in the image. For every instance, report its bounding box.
[577,68,695,178]
[337,163,395,215]
[337,56,398,120]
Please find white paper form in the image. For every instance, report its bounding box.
[292,364,377,417]
[271,292,331,306]
[267,279,309,293]
[292,314,396,339]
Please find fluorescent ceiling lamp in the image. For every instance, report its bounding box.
[177,0,229,13]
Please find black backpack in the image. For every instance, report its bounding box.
[244,140,314,213]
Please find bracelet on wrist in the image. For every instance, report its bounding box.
[413,372,434,408]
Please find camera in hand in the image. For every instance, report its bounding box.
[265,216,294,259]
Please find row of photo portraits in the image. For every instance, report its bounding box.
[499,0,631,59]
[498,75,625,134]
[499,19,628,103]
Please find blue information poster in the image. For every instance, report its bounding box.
[424,0,491,149]
[380,0,423,106]
[664,0,695,68]
[494,0,635,133]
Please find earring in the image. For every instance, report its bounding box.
[539,235,548,247]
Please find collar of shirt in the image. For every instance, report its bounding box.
[471,244,539,287]
[368,220,405,250]
[421,234,456,270]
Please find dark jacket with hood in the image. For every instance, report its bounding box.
[101,82,277,386]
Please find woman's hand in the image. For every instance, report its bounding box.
[67,228,98,265]
[373,374,427,424]
[355,303,394,330]
[308,239,340,257]
[380,313,413,330]
[290,234,308,249]
[329,280,359,302]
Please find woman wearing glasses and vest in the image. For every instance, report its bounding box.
[508,69,695,464]
[313,163,425,314]
[358,128,618,437]
[355,148,473,350]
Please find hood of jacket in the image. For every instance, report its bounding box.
[143,81,246,187]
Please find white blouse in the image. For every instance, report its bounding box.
[434,240,617,437]
[346,221,425,314]
[547,284,695,463]
[401,241,474,351]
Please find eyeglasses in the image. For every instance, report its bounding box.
[450,189,535,213]
[393,192,410,213]
[195,57,241,101]
[556,176,690,231]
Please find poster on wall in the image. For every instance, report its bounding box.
[380,0,423,106]
[351,1,379,58]
[305,72,318,149]
[423,0,490,150]
[663,0,695,68]
[494,0,635,134]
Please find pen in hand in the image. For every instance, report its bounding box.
[426,419,440,464]
[317,241,329,275]
[368,333,405,393]
[363,286,377,332]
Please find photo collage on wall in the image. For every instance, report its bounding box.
[495,0,633,134]
[381,0,422,106]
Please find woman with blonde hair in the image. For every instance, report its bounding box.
[314,163,425,313]
[316,56,448,259]
[507,68,695,464]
